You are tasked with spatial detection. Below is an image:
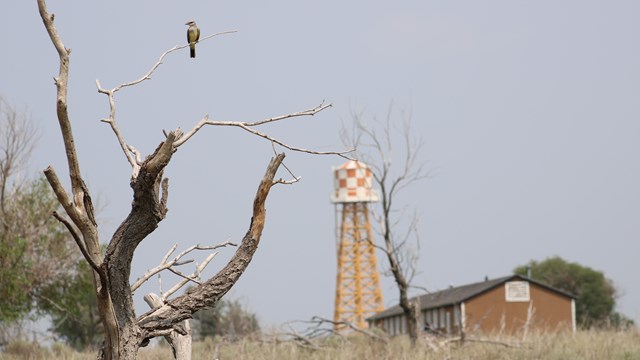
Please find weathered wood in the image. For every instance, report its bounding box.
[138,154,285,332]
[144,293,192,360]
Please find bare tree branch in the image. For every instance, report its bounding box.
[95,31,238,177]
[106,30,238,94]
[137,153,286,333]
[308,316,388,342]
[131,240,236,293]
[94,26,349,185]
[167,268,202,286]
[0,98,37,220]
[162,252,217,300]
[342,102,428,345]
[52,211,102,275]
[272,177,301,185]
[43,167,80,227]
[274,315,388,352]
[37,0,90,217]
[173,102,354,160]
[95,81,139,175]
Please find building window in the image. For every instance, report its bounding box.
[425,310,429,325]
[445,311,451,334]
[433,309,438,328]
[439,308,445,329]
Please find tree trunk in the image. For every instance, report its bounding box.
[397,283,420,346]
[381,181,420,346]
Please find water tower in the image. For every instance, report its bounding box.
[331,161,384,331]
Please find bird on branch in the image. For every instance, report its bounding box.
[186,20,200,58]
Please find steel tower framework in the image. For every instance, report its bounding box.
[333,202,384,330]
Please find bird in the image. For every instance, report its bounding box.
[185,20,200,58]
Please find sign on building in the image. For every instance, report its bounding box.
[505,281,530,302]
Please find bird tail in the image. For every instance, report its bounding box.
[190,45,196,58]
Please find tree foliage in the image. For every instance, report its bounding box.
[192,299,260,340]
[0,98,76,326]
[514,256,631,329]
[37,260,104,350]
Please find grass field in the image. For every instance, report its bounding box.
[2,329,639,359]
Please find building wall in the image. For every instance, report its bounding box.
[380,314,406,336]
[422,306,459,335]
[464,281,573,335]
[373,305,462,336]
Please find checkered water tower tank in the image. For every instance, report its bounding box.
[330,161,379,203]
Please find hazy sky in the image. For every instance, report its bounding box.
[2,1,638,328]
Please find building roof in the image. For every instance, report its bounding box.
[367,274,575,321]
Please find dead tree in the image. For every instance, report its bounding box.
[342,103,428,345]
[36,1,348,359]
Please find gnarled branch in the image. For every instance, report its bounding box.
[137,153,285,333]
[103,130,181,325]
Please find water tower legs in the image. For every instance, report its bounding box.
[333,202,384,331]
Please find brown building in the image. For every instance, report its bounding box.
[367,275,576,336]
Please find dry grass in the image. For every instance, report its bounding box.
[1,329,639,359]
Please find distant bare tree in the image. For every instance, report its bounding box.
[36,1,348,359]
[0,97,36,220]
[342,103,428,345]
